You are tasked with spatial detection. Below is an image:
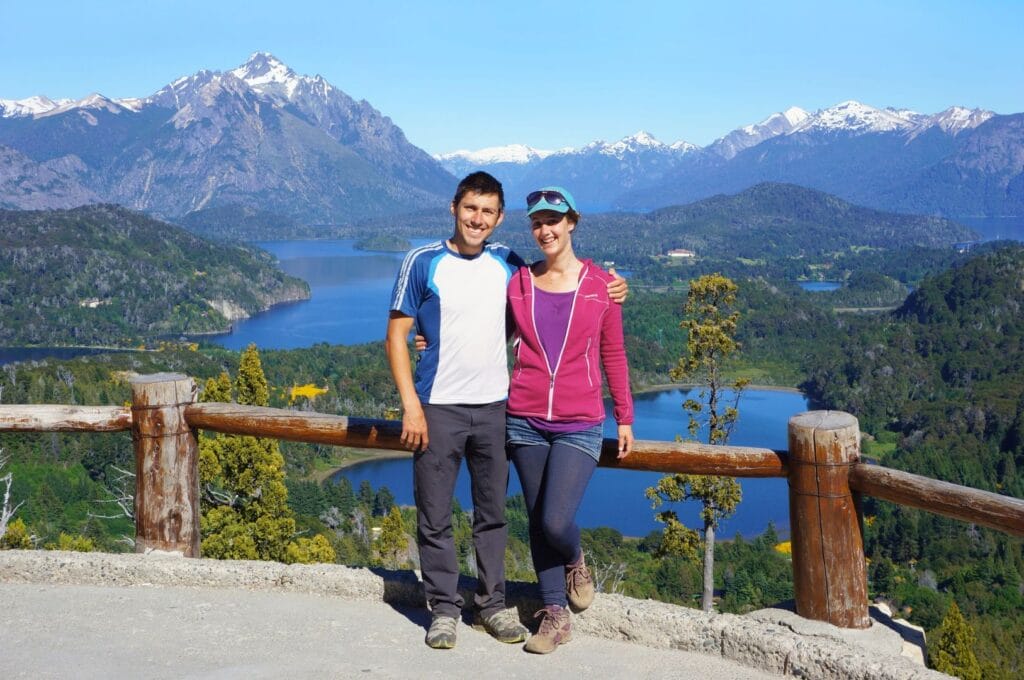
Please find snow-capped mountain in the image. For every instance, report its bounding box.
[434,144,555,187]
[504,132,703,210]
[618,101,1018,217]
[2,70,1021,227]
[443,100,1016,217]
[709,107,810,159]
[0,95,72,118]
[576,130,694,159]
[919,106,995,136]
[790,100,921,135]
[436,144,554,167]
[0,53,455,230]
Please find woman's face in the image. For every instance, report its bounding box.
[530,210,574,257]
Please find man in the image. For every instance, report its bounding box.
[386,172,625,649]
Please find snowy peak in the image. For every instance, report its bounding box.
[435,144,554,165]
[229,52,306,100]
[595,131,664,157]
[709,106,809,159]
[576,131,698,159]
[0,95,72,118]
[744,107,811,135]
[780,106,811,127]
[793,100,918,135]
[37,93,130,119]
[670,140,699,153]
[926,106,995,135]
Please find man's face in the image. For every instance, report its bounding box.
[449,191,504,254]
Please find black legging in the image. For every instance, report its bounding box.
[510,442,597,606]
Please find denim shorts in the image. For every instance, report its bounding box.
[506,414,604,462]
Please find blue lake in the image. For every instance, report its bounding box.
[0,346,134,366]
[955,216,1024,242]
[206,239,434,350]
[798,281,841,292]
[334,388,805,538]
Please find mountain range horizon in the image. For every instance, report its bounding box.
[0,52,1004,159]
[2,52,1022,233]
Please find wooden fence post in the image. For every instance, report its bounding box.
[787,410,870,628]
[130,373,200,556]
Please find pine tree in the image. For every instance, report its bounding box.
[931,601,982,680]
[376,505,407,568]
[646,274,746,612]
[372,486,395,517]
[198,344,335,564]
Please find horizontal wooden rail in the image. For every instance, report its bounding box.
[850,463,1024,537]
[185,403,788,477]
[0,405,131,432]
[2,401,1021,539]
[183,403,405,447]
[598,439,788,477]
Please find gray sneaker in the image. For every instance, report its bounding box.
[475,607,528,643]
[425,614,457,649]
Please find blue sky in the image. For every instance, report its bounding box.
[2,1,1022,154]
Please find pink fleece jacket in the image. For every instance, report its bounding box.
[506,259,634,426]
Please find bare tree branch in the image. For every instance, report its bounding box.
[1,452,26,540]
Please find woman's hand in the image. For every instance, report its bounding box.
[607,268,629,304]
[617,424,634,458]
[413,334,427,353]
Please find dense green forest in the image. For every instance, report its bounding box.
[800,244,1024,679]
[0,205,309,345]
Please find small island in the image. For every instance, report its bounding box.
[354,234,411,252]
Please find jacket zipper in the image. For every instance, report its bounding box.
[584,337,593,387]
[529,266,584,420]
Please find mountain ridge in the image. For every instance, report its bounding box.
[0,53,455,231]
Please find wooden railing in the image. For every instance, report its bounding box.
[2,372,1023,630]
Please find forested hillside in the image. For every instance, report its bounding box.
[0,205,309,345]
[802,244,1024,678]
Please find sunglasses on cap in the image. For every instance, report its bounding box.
[526,190,570,208]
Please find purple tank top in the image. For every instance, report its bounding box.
[527,286,602,433]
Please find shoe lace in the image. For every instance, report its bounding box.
[489,608,517,630]
[567,561,592,590]
[431,616,456,636]
[534,606,565,635]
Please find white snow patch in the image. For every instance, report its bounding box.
[791,100,917,134]
[0,95,69,117]
[436,144,554,165]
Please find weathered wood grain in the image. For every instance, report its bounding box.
[788,411,870,629]
[0,405,131,432]
[130,373,200,557]
[850,464,1024,537]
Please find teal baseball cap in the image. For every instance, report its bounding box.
[526,186,578,216]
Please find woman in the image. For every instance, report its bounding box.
[506,186,634,654]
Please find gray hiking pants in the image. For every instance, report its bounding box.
[414,401,509,619]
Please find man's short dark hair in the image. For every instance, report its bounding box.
[453,171,504,211]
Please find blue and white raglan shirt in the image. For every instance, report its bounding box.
[390,240,525,405]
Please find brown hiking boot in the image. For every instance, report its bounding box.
[566,555,595,611]
[524,605,572,654]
